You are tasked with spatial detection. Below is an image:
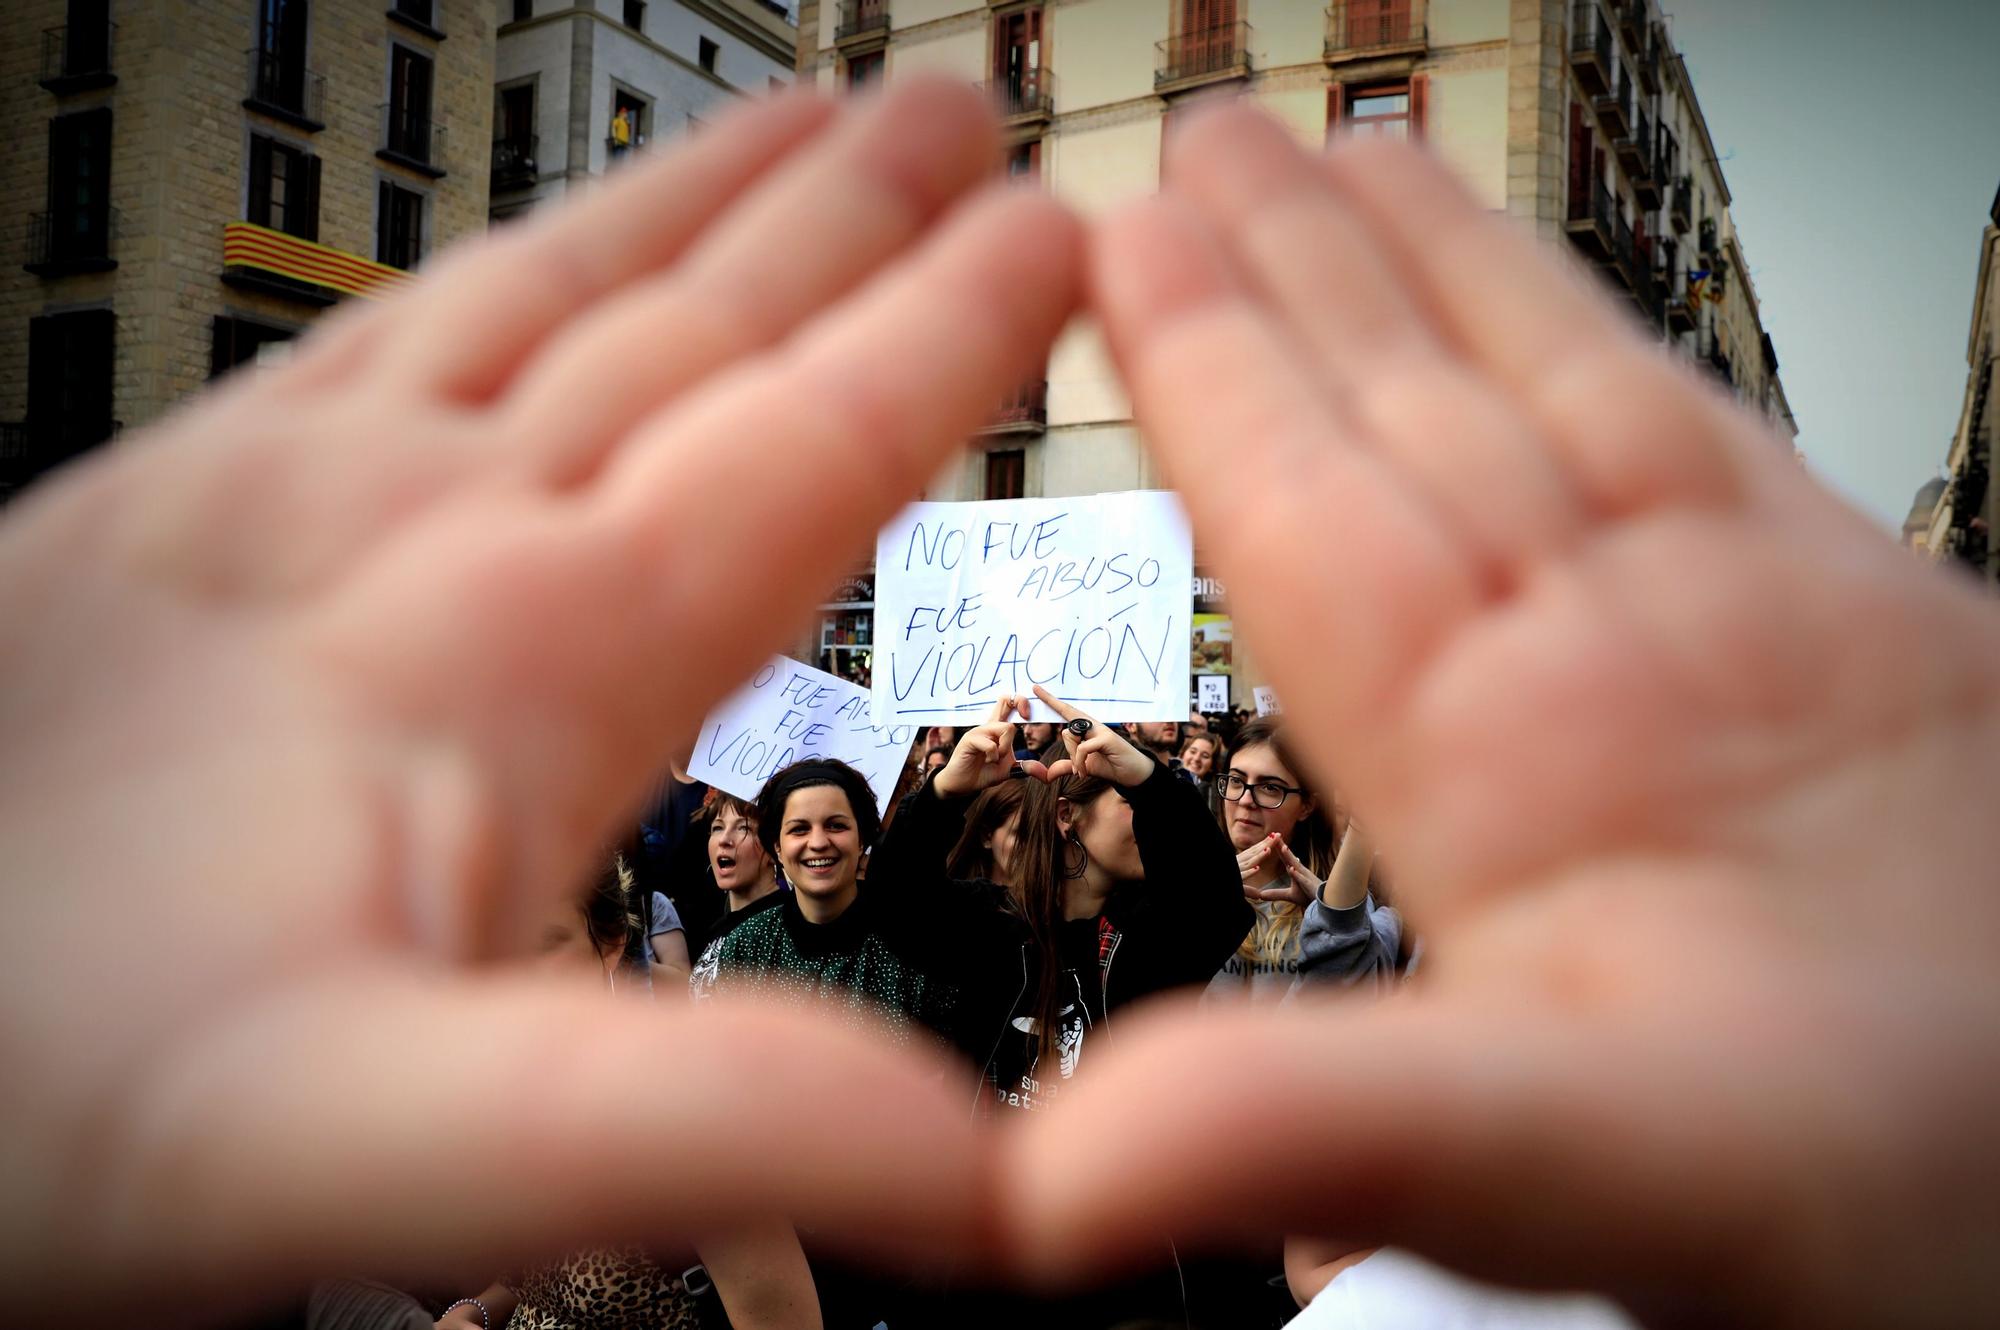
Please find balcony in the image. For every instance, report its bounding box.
[1324,0,1425,63]
[1669,173,1692,234]
[24,208,119,277]
[491,134,538,191]
[379,104,448,178]
[244,48,326,132]
[1156,21,1252,92]
[1636,23,1665,94]
[1607,206,1638,290]
[1698,215,1718,257]
[0,418,119,499]
[985,65,1053,123]
[1664,272,1697,334]
[1620,103,1658,203]
[835,0,888,43]
[982,380,1047,434]
[1568,3,1612,97]
[1593,74,1631,140]
[1613,0,1645,49]
[1697,323,1733,385]
[39,22,116,94]
[222,220,417,305]
[1565,176,1615,261]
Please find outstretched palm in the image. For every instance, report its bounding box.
[0,83,1081,1316]
[1012,106,2000,1327]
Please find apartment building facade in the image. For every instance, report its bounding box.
[1925,181,1999,584]
[791,0,1793,697]
[490,0,795,222]
[1,0,497,501]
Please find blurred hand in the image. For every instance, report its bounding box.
[0,82,1080,1318]
[1011,105,2000,1327]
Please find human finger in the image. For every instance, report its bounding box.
[1166,107,1586,583]
[76,978,987,1322]
[504,80,1002,484]
[1318,137,1760,519]
[300,189,1083,942]
[380,90,837,401]
[1029,686,1089,725]
[994,993,1856,1322]
[1089,193,1483,769]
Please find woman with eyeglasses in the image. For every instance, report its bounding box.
[1209,718,1394,1002]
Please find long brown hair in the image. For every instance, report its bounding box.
[1224,718,1336,965]
[947,779,1027,883]
[1011,772,1115,1069]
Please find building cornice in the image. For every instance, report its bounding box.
[1666,52,1729,208]
[500,5,788,92]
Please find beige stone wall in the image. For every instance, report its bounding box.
[2,0,493,437]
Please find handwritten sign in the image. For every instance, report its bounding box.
[872,493,1194,726]
[1197,675,1229,713]
[689,657,916,815]
[1254,686,1282,718]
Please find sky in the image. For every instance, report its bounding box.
[1666,0,2000,529]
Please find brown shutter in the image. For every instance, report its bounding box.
[1410,74,1429,139]
[247,135,273,226]
[1327,85,1344,143]
[302,153,321,242]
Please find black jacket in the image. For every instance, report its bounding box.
[868,762,1252,1112]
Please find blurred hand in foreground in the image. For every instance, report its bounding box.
[1035,103,2000,1327]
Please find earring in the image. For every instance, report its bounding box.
[1061,832,1088,880]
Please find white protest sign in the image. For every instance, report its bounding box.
[873,492,1194,726]
[688,657,916,816]
[1253,685,1282,718]
[1197,675,1229,713]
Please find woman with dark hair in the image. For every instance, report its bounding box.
[689,758,998,1055]
[944,778,1027,889]
[682,791,784,973]
[870,686,1250,1113]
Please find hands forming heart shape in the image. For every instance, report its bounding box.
[4,81,2000,1328]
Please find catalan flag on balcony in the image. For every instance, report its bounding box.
[1687,269,1710,304]
[222,222,417,301]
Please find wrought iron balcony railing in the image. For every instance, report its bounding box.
[1324,0,1425,60]
[380,104,448,175]
[835,0,888,42]
[1156,21,1252,89]
[491,134,538,190]
[40,21,116,92]
[245,47,326,128]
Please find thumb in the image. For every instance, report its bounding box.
[92,973,987,1315]
[993,992,1800,1317]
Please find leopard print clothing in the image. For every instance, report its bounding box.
[506,1246,701,1330]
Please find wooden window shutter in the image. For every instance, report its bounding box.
[248,136,273,226]
[1411,74,1429,139]
[1326,84,1344,143]
[302,153,321,242]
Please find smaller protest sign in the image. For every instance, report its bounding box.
[1253,686,1282,718]
[688,657,916,815]
[1196,675,1229,713]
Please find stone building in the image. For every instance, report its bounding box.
[489,0,796,223]
[1930,179,1999,585]
[1,0,497,501]
[788,0,1793,697]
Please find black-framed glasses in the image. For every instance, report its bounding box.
[1218,771,1308,809]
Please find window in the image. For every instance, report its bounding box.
[846,49,883,90]
[210,316,294,380]
[993,6,1043,111]
[512,0,531,19]
[390,0,435,29]
[698,37,719,74]
[623,0,644,30]
[26,309,115,456]
[248,135,320,240]
[386,45,434,162]
[1006,139,1041,179]
[58,0,113,79]
[43,108,113,266]
[377,180,424,269]
[253,0,311,114]
[608,88,649,157]
[985,449,1025,500]
[1334,79,1426,139]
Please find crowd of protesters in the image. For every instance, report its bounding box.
[365,689,1416,1330]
